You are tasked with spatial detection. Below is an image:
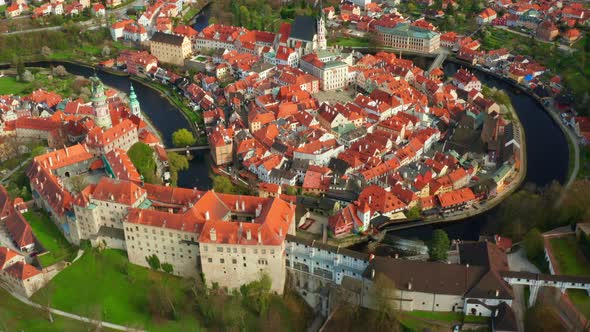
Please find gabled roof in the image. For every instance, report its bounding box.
[3,261,41,280]
[289,16,318,42]
[0,247,21,270]
[5,211,34,249]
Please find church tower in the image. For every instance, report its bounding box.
[128,83,142,119]
[90,75,112,129]
[317,2,327,50]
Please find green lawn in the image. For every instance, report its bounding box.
[329,36,370,48]
[0,288,111,332]
[23,210,76,267]
[33,249,202,331]
[32,248,313,331]
[549,236,590,318]
[0,72,76,98]
[0,76,33,95]
[404,310,463,323]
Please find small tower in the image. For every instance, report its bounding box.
[90,75,112,129]
[317,0,327,50]
[128,83,142,119]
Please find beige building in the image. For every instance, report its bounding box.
[150,32,192,67]
[300,52,349,91]
[0,247,46,297]
[124,189,296,293]
[375,23,440,54]
[73,177,148,250]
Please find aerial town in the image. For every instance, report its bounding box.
[0,0,589,331]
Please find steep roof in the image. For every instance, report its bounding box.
[5,211,34,250]
[0,247,20,270]
[289,16,318,42]
[150,31,186,46]
[3,261,41,280]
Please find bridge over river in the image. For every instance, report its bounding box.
[165,145,210,152]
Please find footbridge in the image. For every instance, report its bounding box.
[425,48,449,77]
[502,271,590,307]
[165,145,210,152]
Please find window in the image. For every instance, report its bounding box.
[232,259,237,264]
[208,258,212,263]
[226,248,231,253]
[220,258,225,264]
[217,247,223,252]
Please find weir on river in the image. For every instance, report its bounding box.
[22,60,569,241]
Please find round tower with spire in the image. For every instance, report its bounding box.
[90,74,112,129]
[129,83,142,119]
[317,0,327,50]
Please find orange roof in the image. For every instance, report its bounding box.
[4,261,41,280]
[90,177,146,205]
[0,247,20,269]
[437,188,476,208]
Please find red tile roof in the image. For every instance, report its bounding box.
[3,261,41,280]
[0,247,20,269]
[5,211,34,250]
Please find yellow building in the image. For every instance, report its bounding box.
[150,32,192,67]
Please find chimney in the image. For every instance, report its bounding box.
[246,229,252,241]
[241,200,245,211]
[371,269,375,279]
[495,289,499,297]
[205,210,210,221]
[209,227,216,241]
[369,253,375,261]
[279,228,283,237]
[257,229,262,244]
[256,203,262,217]
[235,200,239,211]
[369,195,372,204]
[395,253,399,259]
[48,157,53,167]
[408,282,412,290]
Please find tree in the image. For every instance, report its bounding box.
[31,145,46,157]
[213,175,236,194]
[369,273,401,330]
[172,128,196,147]
[101,45,111,57]
[525,304,563,331]
[168,152,189,186]
[162,262,174,274]
[146,254,161,270]
[52,65,68,77]
[523,228,544,261]
[69,175,87,193]
[41,46,52,57]
[239,274,272,315]
[128,142,160,184]
[21,70,34,83]
[428,229,450,261]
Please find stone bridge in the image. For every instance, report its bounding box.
[501,271,590,306]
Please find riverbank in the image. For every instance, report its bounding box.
[447,57,579,188]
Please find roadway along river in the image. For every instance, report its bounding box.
[22,60,569,240]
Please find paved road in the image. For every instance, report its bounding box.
[5,288,146,331]
[0,157,31,184]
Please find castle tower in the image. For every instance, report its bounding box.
[90,75,112,129]
[128,83,142,119]
[317,1,327,50]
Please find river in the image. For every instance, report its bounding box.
[389,59,569,241]
[6,58,569,241]
[25,61,213,190]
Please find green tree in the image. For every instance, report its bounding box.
[162,263,174,274]
[239,274,272,315]
[213,175,236,194]
[370,273,401,330]
[523,228,544,261]
[31,146,46,157]
[168,152,189,186]
[146,254,161,270]
[525,304,562,332]
[128,142,159,184]
[428,229,450,261]
[172,128,196,147]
